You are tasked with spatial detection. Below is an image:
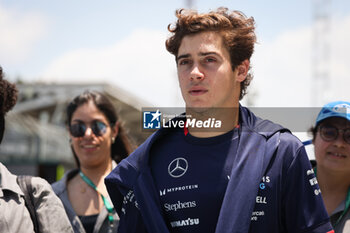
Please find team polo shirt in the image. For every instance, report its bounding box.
[150,128,239,233]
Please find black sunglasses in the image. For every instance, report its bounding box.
[319,125,350,145]
[69,121,107,138]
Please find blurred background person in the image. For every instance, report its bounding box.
[309,101,350,232]
[52,91,134,233]
[0,66,73,233]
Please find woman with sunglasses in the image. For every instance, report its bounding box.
[52,91,134,233]
[309,101,350,232]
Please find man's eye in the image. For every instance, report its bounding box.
[178,60,190,65]
[206,57,216,62]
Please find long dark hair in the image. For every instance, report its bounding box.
[0,66,18,143]
[66,90,134,166]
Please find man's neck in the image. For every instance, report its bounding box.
[186,105,239,138]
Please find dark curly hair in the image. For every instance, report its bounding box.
[0,66,18,143]
[166,7,256,100]
[66,90,134,166]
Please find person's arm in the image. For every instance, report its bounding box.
[31,177,74,233]
[105,178,148,233]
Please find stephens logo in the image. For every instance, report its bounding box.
[143,110,161,129]
[164,200,196,212]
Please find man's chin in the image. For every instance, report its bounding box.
[186,106,211,113]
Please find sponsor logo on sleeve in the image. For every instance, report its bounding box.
[307,169,314,175]
[306,169,321,196]
[309,177,318,186]
[121,190,139,214]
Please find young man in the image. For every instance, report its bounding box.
[105,8,334,233]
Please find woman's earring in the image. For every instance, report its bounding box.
[111,137,115,143]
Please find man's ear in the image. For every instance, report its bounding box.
[236,59,250,83]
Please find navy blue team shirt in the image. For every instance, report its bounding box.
[150,128,239,232]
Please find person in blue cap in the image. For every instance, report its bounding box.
[309,101,350,232]
[105,7,334,233]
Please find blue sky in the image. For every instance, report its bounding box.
[1,0,349,111]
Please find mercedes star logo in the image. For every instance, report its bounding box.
[168,157,188,178]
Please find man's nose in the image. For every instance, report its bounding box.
[190,65,205,81]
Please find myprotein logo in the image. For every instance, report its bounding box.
[159,184,199,196]
[164,200,196,212]
[168,157,188,178]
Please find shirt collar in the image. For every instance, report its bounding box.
[0,162,24,196]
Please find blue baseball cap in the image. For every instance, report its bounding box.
[316,101,350,125]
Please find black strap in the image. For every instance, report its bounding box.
[17,175,39,233]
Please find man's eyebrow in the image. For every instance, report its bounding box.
[176,54,190,62]
[176,52,219,62]
[199,52,218,56]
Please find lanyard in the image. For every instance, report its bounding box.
[79,171,115,225]
[314,167,350,227]
[335,188,350,226]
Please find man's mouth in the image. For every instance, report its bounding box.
[189,88,208,96]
